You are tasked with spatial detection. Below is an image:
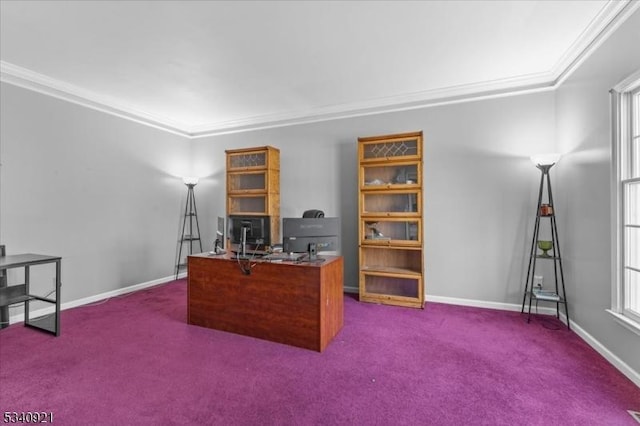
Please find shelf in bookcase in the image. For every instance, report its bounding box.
[362,239,421,247]
[361,265,421,276]
[228,189,268,195]
[362,183,420,189]
[360,293,423,309]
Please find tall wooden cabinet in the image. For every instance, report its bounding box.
[358,131,424,308]
[226,146,280,246]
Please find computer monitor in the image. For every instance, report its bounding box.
[228,215,271,248]
[282,217,341,255]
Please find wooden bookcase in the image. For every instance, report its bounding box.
[226,146,280,246]
[358,131,424,308]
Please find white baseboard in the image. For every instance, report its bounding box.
[426,294,559,314]
[6,273,183,325]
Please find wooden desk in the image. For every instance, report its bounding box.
[187,253,344,352]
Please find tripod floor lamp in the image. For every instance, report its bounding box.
[175,177,202,279]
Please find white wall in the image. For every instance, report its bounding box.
[192,91,556,297]
[555,9,640,374]
[0,83,189,303]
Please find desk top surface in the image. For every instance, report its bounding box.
[0,253,61,269]
[189,252,341,267]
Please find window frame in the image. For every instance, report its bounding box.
[609,70,640,335]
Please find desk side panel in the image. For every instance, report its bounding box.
[319,257,344,351]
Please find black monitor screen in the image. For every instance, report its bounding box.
[228,215,271,247]
[282,217,340,254]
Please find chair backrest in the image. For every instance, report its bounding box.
[302,209,324,218]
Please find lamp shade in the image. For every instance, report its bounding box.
[530,153,561,167]
[182,176,199,186]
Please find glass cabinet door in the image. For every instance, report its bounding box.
[228,195,267,215]
[360,246,422,274]
[361,162,420,188]
[361,191,421,216]
[361,219,421,245]
[361,272,421,299]
[360,137,421,162]
[228,171,267,193]
[227,151,267,170]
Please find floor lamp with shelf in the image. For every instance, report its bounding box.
[521,154,570,329]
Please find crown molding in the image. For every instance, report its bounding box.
[1,58,554,139]
[189,73,556,138]
[552,0,640,87]
[0,61,191,137]
[612,68,640,92]
[1,0,637,139]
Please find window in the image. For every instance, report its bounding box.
[610,71,640,333]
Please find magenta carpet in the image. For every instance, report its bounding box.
[1,279,638,425]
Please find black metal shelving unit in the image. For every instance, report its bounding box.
[0,248,62,336]
[521,161,570,329]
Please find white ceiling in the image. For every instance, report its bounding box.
[0,0,637,137]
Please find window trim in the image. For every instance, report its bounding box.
[610,69,640,334]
